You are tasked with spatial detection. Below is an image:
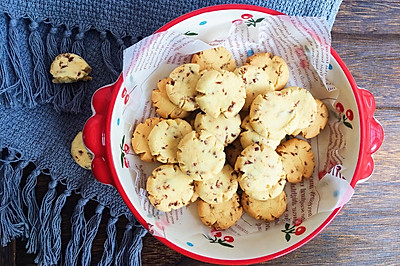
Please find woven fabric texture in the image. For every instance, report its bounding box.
[0,0,342,265]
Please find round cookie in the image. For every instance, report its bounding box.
[245,52,289,91]
[194,112,241,146]
[50,53,92,83]
[292,99,328,139]
[286,86,318,132]
[132,117,163,162]
[245,177,286,201]
[241,191,287,221]
[165,63,201,111]
[195,69,245,118]
[71,131,93,170]
[234,64,275,111]
[249,89,298,139]
[147,119,192,163]
[152,77,190,119]
[239,116,282,149]
[146,164,194,212]
[194,164,238,204]
[276,138,315,183]
[198,193,242,230]
[191,46,236,72]
[225,138,243,168]
[177,130,225,181]
[235,144,285,200]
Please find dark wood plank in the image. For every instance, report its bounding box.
[0,240,15,266]
[142,235,182,266]
[331,33,400,108]
[333,0,400,34]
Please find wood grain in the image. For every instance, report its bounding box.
[0,241,15,266]
[331,33,400,108]
[2,1,400,265]
[333,0,400,34]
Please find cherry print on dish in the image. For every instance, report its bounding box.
[232,13,264,27]
[335,101,353,129]
[121,87,130,105]
[119,135,130,168]
[203,228,235,248]
[281,219,307,242]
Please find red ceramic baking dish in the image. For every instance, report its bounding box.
[82,4,383,264]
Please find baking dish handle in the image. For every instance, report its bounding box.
[355,88,384,183]
[82,74,124,186]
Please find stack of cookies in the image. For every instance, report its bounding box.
[131,47,329,230]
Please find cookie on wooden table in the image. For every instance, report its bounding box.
[198,193,242,230]
[245,52,289,91]
[194,112,241,146]
[194,164,238,204]
[50,53,92,83]
[165,63,201,111]
[152,78,190,119]
[191,46,236,72]
[276,138,315,183]
[241,191,287,221]
[146,164,194,212]
[147,118,192,163]
[177,130,225,181]
[71,131,93,170]
[131,117,163,162]
[195,69,246,118]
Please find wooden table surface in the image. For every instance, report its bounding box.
[1,1,399,265]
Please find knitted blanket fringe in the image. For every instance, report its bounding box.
[0,146,146,265]
[0,14,129,112]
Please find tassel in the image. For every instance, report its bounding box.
[52,28,73,113]
[116,36,126,72]
[46,26,59,61]
[64,197,89,265]
[0,80,20,107]
[100,31,119,79]
[0,15,19,107]
[49,188,72,264]
[0,40,10,105]
[98,216,119,266]
[60,28,72,53]
[0,149,29,246]
[28,20,53,104]
[81,204,105,265]
[34,179,58,264]
[72,30,87,57]
[68,29,89,113]
[114,214,146,266]
[127,226,147,266]
[22,168,41,254]
[53,27,90,113]
[7,17,36,107]
[114,220,134,265]
[45,26,59,104]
